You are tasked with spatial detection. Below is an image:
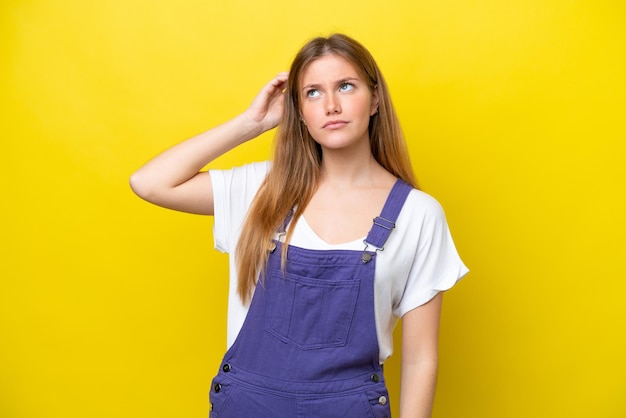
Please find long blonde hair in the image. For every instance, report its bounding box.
[235,34,417,303]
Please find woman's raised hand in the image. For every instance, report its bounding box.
[130,72,290,215]
[243,72,289,134]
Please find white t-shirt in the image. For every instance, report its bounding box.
[210,161,469,363]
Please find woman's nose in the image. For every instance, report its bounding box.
[325,94,341,114]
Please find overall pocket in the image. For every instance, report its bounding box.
[265,269,360,350]
[209,375,232,418]
[299,391,374,417]
[365,384,392,418]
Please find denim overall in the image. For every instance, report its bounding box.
[210,179,412,418]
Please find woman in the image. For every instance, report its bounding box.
[131,33,468,418]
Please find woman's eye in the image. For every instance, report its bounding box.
[339,83,354,92]
[306,89,320,98]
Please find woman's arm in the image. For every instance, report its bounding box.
[399,292,443,418]
[129,72,288,215]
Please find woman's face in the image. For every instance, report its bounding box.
[299,54,378,153]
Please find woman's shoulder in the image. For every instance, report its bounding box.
[402,188,448,223]
[211,160,271,179]
[234,160,272,173]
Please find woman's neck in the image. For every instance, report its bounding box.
[318,144,390,189]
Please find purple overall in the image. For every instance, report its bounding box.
[210,179,412,418]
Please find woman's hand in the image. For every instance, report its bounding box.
[242,72,289,134]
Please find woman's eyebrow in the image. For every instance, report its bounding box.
[301,77,361,91]
[301,83,321,91]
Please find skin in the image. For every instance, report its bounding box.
[130,55,442,418]
[299,54,395,244]
[129,72,289,215]
[400,293,442,418]
[300,54,377,154]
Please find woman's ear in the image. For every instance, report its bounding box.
[370,85,379,116]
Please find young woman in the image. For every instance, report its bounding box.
[131,34,468,418]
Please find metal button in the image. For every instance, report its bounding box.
[378,395,387,406]
[222,363,231,372]
[213,383,221,393]
[371,374,380,383]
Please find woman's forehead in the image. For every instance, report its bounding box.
[299,54,363,85]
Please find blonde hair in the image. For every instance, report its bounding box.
[235,34,417,303]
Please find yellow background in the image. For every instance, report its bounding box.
[1,0,625,417]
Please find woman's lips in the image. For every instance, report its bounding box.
[322,120,348,129]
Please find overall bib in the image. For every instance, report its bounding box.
[210,179,412,418]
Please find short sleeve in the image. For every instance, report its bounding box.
[209,161,271,253]
[393,195,469,318]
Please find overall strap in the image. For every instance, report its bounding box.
[268,209,294,253]
[362,179,413,262]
